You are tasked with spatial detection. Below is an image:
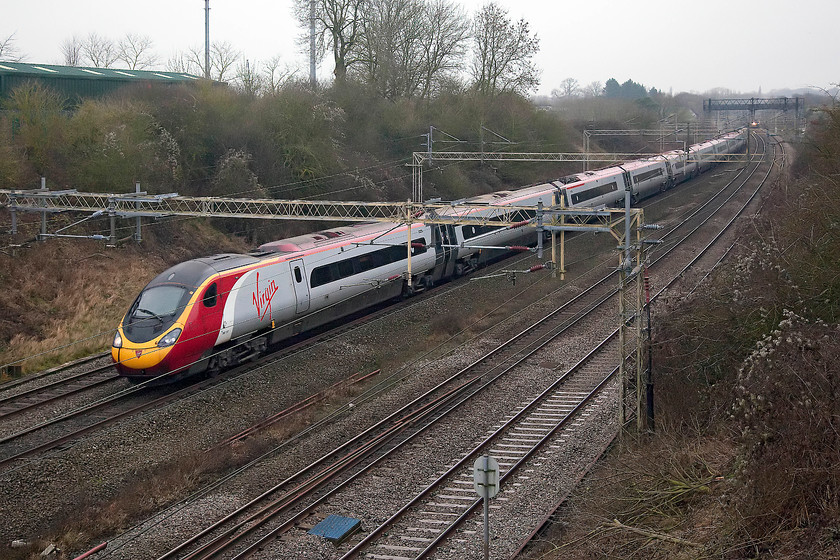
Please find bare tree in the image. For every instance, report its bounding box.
[583,80,603,97]
[168,42,239,80]
[209,41,240,82]
[234,58,263,95]
[61,35,84,66]
[262,55,296,94]
[356,0,425,98]
[417,0,470,99]
[0,32,25,62]
[552,77,580,98]
[117,33,158,70]
[167,50,202,75]
[470,2,539,96]
[83,32,119,68]
[293,0,367,83]
[355,0,468,99]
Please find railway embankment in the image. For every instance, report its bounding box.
[530,126,840,559]
[0,220,250,376]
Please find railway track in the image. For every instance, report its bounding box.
[344,135,780,560]
[96,136,778,559]
[0,351,109,392]
[0,240,555,473]
[510,134,785,559]
[0,362,121,421]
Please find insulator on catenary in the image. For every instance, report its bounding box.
[509,220,530,229]
[507,245,530,252]
[388,274,402,281]
[411,243,426,249]
[528,264,545,273]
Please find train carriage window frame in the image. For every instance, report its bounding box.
[570,181,618,205]
[632,168,664,184]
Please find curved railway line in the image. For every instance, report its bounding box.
[0,229,598,472]
[0,277,494,471]
[81,132,782,560]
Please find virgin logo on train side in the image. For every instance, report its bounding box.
[252,271,279,321]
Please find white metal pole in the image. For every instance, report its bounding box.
[309,0,316,86]
[204,1,210,79]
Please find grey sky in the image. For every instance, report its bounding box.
[3,0,837,96]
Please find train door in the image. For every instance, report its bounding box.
[663,160,673,190]
[289,259,311,314]
[432,224,457,280]
[619,167,634,204]
[200,278,224,346]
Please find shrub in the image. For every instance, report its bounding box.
[2,81,69,182]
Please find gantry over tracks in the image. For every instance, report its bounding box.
[0,186,648,281]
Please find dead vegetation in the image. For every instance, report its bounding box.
[0,219,250,376]
[531,108,840,559]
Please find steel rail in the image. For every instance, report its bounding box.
[508,133,780,559]
[169,148,765,556]
[337,136,774,559]
[113,140,764,559]
[340,336,623,560]
[0,365,120,421]
[153,239,635,559]
[0,351,109,392]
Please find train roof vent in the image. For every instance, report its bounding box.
[492,191,513,198]
[557,175,581,184]
[249,250,278,258]
[257,241,302,253]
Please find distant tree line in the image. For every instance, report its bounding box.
[552,77,659,100]
[6,1,540,100]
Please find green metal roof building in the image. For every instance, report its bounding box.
[0,62,204,103]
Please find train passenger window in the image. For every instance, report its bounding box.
[311,267,332,288]
[337,259,354,278]
[203,283,218,307]
[410,238,427,256]
[357,254,375,272]
[371,251,387,268]
[294,266,303,283]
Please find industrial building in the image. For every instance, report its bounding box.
[0,62,203,103]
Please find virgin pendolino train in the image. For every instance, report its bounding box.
[111,130,745,381]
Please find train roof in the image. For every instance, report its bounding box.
[561,166,624,185]
[146,254,259,290]
[619,157,665,171]
[458,182,559,206]
[256,222,395,254]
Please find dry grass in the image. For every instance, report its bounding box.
[0,218,250,375]
[532,435,734,560]
[531,117,840,560]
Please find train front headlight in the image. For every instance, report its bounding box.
[113,331,123,348]
[158,328,182,348]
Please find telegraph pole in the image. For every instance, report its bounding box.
[204,0,211,79]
